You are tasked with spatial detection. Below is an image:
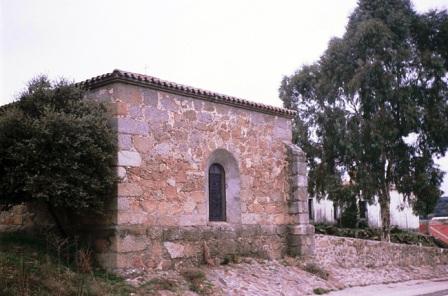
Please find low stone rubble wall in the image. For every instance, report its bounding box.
[94,224,288,271]
[314,234,448,268]
[0,203,53,232]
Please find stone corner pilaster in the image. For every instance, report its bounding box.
[285,143,315,257]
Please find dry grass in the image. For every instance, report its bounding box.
[181,268,215,295]
[0,232,132,296]
[313,287,331,294]
[138,277,178,293]
[303,263,330,280]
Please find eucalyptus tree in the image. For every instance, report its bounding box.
[280,0,448,240]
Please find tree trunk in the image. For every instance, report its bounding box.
[46,202,67,238]
[378,187,391,241]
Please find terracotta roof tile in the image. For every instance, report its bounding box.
[76,69,296,118]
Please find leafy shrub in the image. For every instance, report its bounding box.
[0,76,116,215]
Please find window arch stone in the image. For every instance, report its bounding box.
[206,149,241,224]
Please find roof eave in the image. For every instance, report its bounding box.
[76,70,297,119]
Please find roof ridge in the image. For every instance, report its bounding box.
[76,69,297,118]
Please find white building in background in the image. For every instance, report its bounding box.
[310,190,420,230]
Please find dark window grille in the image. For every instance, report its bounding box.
[308,198,314,220]
[209,163,226,221]
[333,203,339,221]
[359,200,367,219]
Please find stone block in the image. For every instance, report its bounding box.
[288,234,301,247]
[142,89,158,107]
[117,210,147,224]
[133,136,153,154]
[288,224,314,235]
[290,212,309,224]
[288,245,301,257]
[273,125,291,141]
[117,167,127,180]
[154,143,171,155]
[297,162,307,175]
[290,162,299,176]
[116,118,149,135]
[298,175,307,187]
[198,112,213,123]
[144,106,169,123]
[290,175,307,187]
[115,83,142,105]
[164,242,185,258]
[178,214,206,226]
[241,213,262,224]
[117,183,143,197]
[296,200,307,213]
[117,197,130,211]
[288,234,315,256]
[128,106,143,118]
[108,102,128,116]
[291,187,308,202]
[288,201,299,214]
[118,134,133,150]
[112,234,146,253]
[118,151,142,167]
[298,236,315,256]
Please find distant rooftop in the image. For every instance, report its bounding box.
[77,69,296,118]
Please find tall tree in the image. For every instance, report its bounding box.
[280,0,448,240]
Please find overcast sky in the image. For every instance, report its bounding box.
[1,0,447,195]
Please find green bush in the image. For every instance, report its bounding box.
[340,200,358,228]
[0,76,116,214]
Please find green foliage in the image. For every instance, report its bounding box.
[0,76,116,213]
[280,0,448,236]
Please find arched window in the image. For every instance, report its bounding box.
[209,163,226,221]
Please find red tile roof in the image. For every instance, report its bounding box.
[76,69,296,118]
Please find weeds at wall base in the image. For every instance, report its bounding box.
[0,231,132,296]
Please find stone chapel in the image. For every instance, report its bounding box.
[77,69,314,270]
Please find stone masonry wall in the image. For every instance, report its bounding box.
[86,82,308,270]
[0,203,53,232]
[314,234,448,268]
